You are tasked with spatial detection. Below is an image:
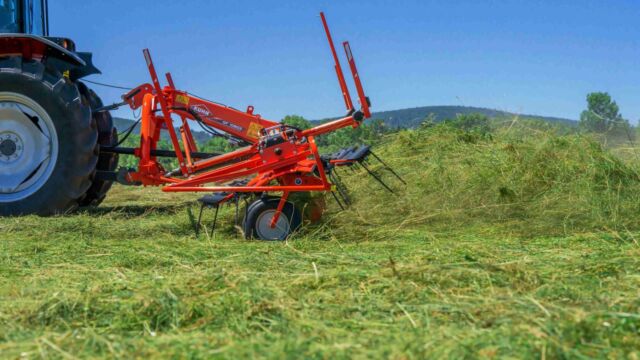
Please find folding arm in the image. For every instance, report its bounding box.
[143,49,188,174]
[166,72,199,167]
[320,12,354,113]
[343,41,371,118]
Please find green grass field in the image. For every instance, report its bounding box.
[1,125,640,359]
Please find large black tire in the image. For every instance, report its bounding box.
[77,82,118,207]
[243,197,302,240]
[0,56,98,216]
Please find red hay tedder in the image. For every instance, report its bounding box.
[0,9,403,240]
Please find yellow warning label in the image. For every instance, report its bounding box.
[175,94,189,105]
[247,122,264,139]
[63,70,70,79]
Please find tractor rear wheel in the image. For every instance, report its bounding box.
[0,57,98,216]
[77,82,118,207]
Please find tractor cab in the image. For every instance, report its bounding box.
[0,0,48,36]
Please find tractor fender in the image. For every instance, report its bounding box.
[0,34,100,80]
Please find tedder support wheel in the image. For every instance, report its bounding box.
[243,197,302,241]
[77,82,118,207]
[0,57,98,216]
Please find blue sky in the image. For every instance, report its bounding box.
[50,0,640,122]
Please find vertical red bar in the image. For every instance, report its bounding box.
[165,72,176,88]
[343,41,371,118]
[270,191,290,228]
[143,49,188,174]
[320,12,354,112]
[166,72,198,153]
[180,127,193,167]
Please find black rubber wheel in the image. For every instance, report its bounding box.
[243,197,302,240]
[77,82,118,207]
[0,56,98,216]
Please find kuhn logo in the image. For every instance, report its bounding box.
[190,104,211,117]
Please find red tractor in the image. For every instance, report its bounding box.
[0,0,118,215]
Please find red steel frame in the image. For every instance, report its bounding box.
[121,12,371,226]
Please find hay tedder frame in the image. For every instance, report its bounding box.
[97,13,403,240]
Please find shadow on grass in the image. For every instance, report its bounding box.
[80,204,189,217]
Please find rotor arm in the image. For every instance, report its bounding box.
[166,91,279,144]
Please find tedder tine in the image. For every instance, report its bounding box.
[211,206,219,235]
[369,151,407,185]
[337,181,351,205]
[361,162,394,193]
[329,171,351,205]
[234,196,240,226]
[332,167,343,180]
[331,191,346,210]
[195,203,205,236]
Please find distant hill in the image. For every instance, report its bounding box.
[317,106,577,128]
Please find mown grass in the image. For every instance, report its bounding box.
[1,124,640,359]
